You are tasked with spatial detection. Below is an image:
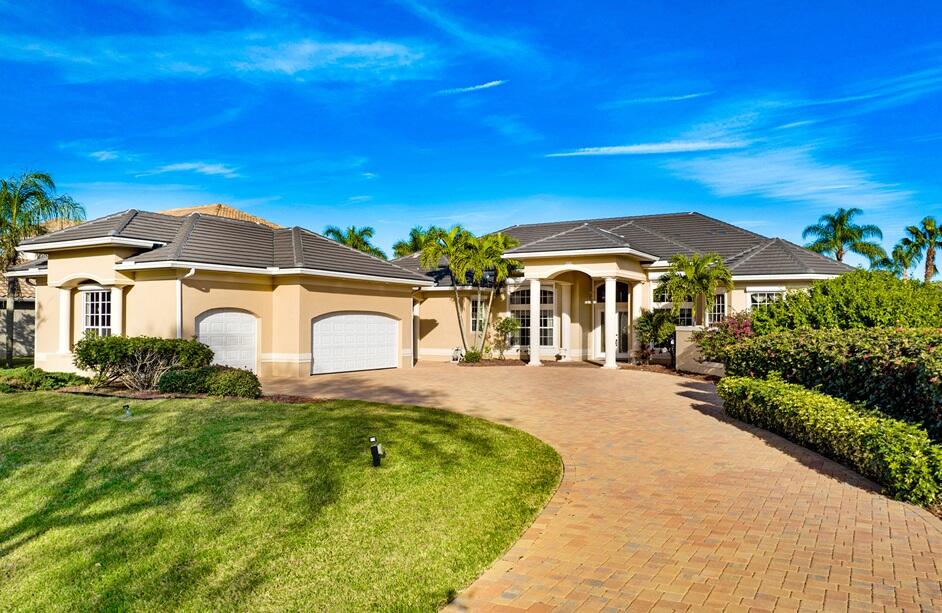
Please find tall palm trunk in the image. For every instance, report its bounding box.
[452,287,469,352]
[925,246,936,283]
[478,286,498,353]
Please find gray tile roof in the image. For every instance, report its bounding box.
[397,211,854,282]
[20,210,430,282]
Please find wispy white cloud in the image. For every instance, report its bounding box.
[669,147,910,210]
[793,67,942,114]
[0,31,431,83]
[482,114,541,143]
[546,140,749,157]
[347,195,373,203]
[601,91,713,108]
[361,172,380,180]
[394,0,533,58]
[141,162,241,179]
[435,79,506,95]
[89,150,120,161]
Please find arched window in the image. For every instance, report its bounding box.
[595,281,630,303]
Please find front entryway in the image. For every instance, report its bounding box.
[593,304,630,360]
[311,312,398,374]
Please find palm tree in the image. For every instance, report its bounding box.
[322,225,387,259]
[464,233,519,352]
[900,216,942,282]
[420,225,473,351]
[655,252,733,326]
[0,172,85,275]
[872,242,919,279]
[802,207,885,264]
[392,225,444,258]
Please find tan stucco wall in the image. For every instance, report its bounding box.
[32,248,417,377]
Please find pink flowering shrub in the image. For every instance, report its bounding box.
[692,311,755,363]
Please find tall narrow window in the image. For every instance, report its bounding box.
[470,298,487,333]
[507,287,555,347]
[707,294,726,326]
[83,289,112,337]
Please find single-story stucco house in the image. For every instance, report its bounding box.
[7,208,852,376]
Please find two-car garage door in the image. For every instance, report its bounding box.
[196,309,399,375]
[311,313,398,375]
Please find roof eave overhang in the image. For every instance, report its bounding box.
[4,268,47,278]
[730,273,840,281]
[17,237,165,253]
[114,260,433,286]
[502,247,658,260]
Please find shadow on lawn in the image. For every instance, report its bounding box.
[0,391,500,608]
[676,380,877,492]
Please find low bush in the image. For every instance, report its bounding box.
[692,311,754,362]
[751,270,942,334]
[717,376,942,505]
[74,336,214,390]
[158,366,261,398]
[0,366,89,391]
[462,349,483,363]
[726,328,942,440]
[635,309,676,365]
[206,368,261,399]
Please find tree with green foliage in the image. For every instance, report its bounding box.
[492,316,520,360]
[421,225,473,351]
[899,216,942,282]
[750,269,942,334]
[323,225,387,259]
[655,252,733,326]
[873,242,919,279]
[801,207,885,264]
[634,309,676,365]
[465,233,519,352]
[392,225,445,258]
[0,172,85,274]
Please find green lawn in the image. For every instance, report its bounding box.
[0,392,561,611]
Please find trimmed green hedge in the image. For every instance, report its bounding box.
[717,376,942,505]
[726,328,942,440]
[157,366,261,399]
[0,366,89,391]
[74,336,214,390]
[751,270,942,334]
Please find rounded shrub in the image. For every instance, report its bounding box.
[158,366,261,398]
[206,368,261,399]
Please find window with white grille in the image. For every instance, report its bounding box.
[83,289,112,337]
[707,294,726,325]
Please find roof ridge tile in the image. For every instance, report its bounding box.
[727,239,777,271]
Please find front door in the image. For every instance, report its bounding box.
[594,305,630,360]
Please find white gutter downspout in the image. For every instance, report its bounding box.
[176,268,196,339]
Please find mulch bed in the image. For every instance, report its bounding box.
[55,386,326,404]
[618,362,720,383]
[458,359,596,368]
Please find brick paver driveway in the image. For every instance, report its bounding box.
[264,363,942,612]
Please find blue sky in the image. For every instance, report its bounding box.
[1,0,940,265]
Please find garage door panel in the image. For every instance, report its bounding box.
[311,313,398,375]
[197,310,257,373]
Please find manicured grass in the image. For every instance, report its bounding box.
[0,392,561,611]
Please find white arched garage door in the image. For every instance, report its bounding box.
[196,310,258,373]
[311,313,398,374]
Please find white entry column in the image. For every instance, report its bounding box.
[528,278,541,366]
[57,287,71,353]
[559,282,572,361]
[603,276,617,369]
[110,286,124,337]
[630,281,643,359]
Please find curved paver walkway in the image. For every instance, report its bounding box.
[264,363,942,612]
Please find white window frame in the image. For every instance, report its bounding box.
[470,298,486,334]
[81,286,112,338]
[707,293,727,326]
[507,285,556,348]
[748,291,784,310]
[652,287,694,326]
